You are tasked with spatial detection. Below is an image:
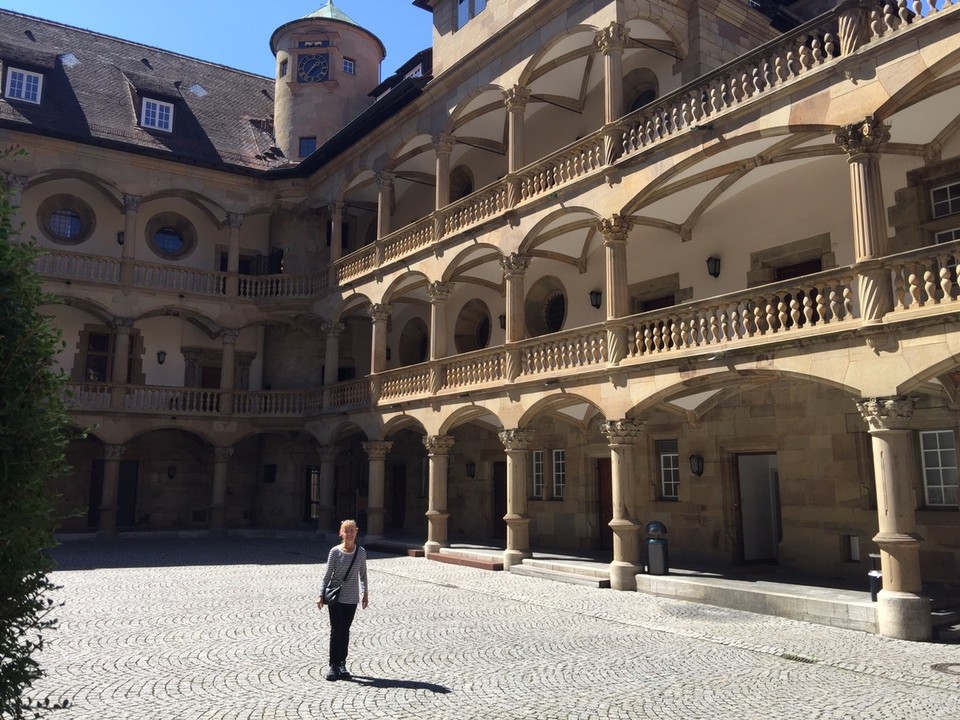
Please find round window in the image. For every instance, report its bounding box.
[37,194,96,244]
[145,212,197,259]
[154,227,185,255]
[524,276,567,337]
[454,299,492,353]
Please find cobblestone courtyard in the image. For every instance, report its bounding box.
[30,537,960,719]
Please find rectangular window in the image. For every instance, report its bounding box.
[279,59,288,78]
[343,58,355,75]
[657,439,680,500]
[305,465,321,521]
[141,98,174,131]
[299,136,317,157]
[552,449,566,499]
[532,450,544,498]
[457,0,487,29]
[5,67,42,103]
[935,228,960,245]
[920,430,959,507]
[931,182,960,219]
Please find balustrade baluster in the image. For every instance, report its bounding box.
[908,270,923,307]
[803,294,815,325]
[925,270,938,305]
[778,300,789,331]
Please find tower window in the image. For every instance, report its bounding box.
[457,0,487,29]
[279,59,288,78]
[343,58,355,75]
[299,137,317,158]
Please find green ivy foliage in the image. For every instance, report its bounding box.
[0,166,71,718]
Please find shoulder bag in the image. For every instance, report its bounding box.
[322,547,359,605]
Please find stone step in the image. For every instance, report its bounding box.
[510,564,611,588]
[427,551,503,571]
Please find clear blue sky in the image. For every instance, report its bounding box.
[0,1,433,80]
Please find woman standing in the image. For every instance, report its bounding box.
[316,519,368,681]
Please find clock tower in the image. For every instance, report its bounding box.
[270,1,386,161]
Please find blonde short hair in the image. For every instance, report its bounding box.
[339,519,358,534]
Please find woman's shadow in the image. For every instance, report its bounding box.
[344,675,449,694]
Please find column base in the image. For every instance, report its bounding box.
[503,548,530,570]
[877,589,932,641]
[424,541,441,556]
[609,560,639,591]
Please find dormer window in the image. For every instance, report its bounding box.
[141,97,173,132]
[4,67,43,103]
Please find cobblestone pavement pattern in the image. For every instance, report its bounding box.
[29,538,960,719]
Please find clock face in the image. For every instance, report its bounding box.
[297,53,329,83]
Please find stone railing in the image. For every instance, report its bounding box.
[888,241,960,311]
[517,134,608,203]
[35,251,120,284]
[444,349,506,389]
[442,181,511,237]
[64,383,112,410]
[382,216,436,263]
[324,379,370,409]
[125,386,222,414]
[380,365,432,401]
[134,261,226,295]
[238,273,318,299]
[234,390,307,415]
[518,328,608,378]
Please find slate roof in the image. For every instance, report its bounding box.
[0,10,287,173]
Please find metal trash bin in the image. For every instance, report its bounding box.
[645,520,669,575]
[868,552,882,602]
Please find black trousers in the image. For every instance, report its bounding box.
[327,602,358,666]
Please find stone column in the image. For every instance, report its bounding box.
[498,428,536,570]
[98,444,125,536]
[856,397,932,641]
[322,321,345,386]
[500,253,530,381]
[376,171,394,240]
[110,317,133,410]
[433,134,454,210]
[362,440,393,540]
[427,281,453,394]
[503,86,531,174]
[219,329,238,415]
[120,194,140,287]
[317,445,338,533]
[600,214,632,365]
[225,212,243,297]
[601,419,644,590]
[6,174,28,237]
[596,22,629,124]
[209,446,234,535]
[328,200,344,289]
[368,304,391,374]
[834,117,893,324]
[423,435,454,555]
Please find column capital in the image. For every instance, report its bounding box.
[362,440,393,459]
[220,329,240,344]
[856,396,916,431]
[368,303,392,322]
[226,212,244,229]
[123,194,141,212]
[601,419,644,444]
[834,116,890,159]
[328,199,345,217]
[500,252,531,277]
[322,321,345,337]
[502,85,531,111]
[432,133,456,156]
[595,22,630,55]
[214,446,234,463]
[111,316,135,332]
[598,213,633,245]
[427,281,454,303]
[498,428,536,451]
[104,444,126,460]
[5,173,28,191]
[423,435,455,455]
[375,170,395,188]
[320,445,339,461]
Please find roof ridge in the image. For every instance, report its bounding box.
[0,8,274,81]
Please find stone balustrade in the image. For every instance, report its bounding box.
[889,244,960,311]
[134,260,226,295]
[35,250,120,283]
[238,273,318,299]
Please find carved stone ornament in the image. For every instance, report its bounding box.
[856,396,916,432]
[598,213,633,245]
[427,281,454,303]
[500,253,531,276]
[368,303,392,322]
[600,419,644,444]
[498,428,536,451]
[321,321,345,337]
[502,85,531,111]
[362,441,393,459]
[834,116,890,158]
[595,22,630,55]
[423,435,455,455]
[214,447,234,463]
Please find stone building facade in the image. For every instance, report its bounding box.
[2,0,960,641]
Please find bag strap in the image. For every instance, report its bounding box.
[331,545,360,583]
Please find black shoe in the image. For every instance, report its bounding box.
[325,666,339,681]
[337,663,351,679]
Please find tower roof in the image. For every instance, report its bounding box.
[303,1,358,26]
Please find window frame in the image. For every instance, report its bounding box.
[456,0,487,30]
[343,57,356,75]
[141,97,174,132]
[931,181,960,220]
[4,66,43,103]
[298,136,317,158]
[551,449,566,499]
[656,439,680,501]
[919,429,959,508]
[532,449,545,499]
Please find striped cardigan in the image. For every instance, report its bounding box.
[320,546,368,605]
